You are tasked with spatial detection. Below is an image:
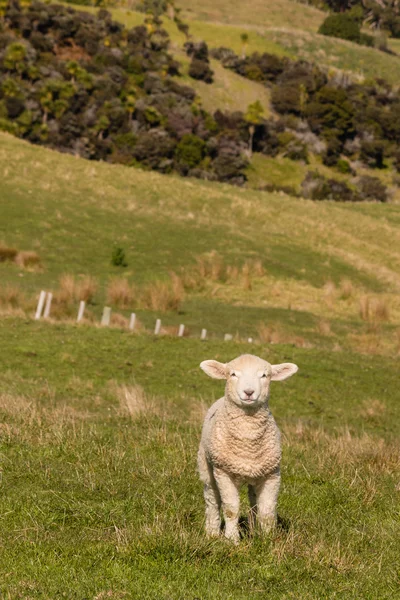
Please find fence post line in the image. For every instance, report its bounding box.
[129,313,136,331]
[35,291,46,320]
[101,307,111,326]
[43,292,53,319]
[201,328,207,340]
[154,319,161,335]
[178,324,185,337]
[77,300,85,323]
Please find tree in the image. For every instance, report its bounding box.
[244,100,264,156]
[240,32,249,59]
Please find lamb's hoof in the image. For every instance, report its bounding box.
[224,532,240,545]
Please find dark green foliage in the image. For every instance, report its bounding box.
[301,170,357,201]
[111,246,127,267]
[336,158,352,174]
[0,1,248,184]
[319,13,362,43]
[360,139,385,168]
[175,134,206,169]
[185,41,214,84]
[356,175,388,202]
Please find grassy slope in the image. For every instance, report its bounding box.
[0,317,399,599]
[1,132,400,356]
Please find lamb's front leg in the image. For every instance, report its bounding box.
[255,468,280,534]
[213,468,240,543]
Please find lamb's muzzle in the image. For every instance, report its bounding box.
[198,353,298,543]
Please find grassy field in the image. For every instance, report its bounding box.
[0,317,399,598]
[1,132,400,356]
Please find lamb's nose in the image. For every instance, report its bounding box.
[244,389,254,398]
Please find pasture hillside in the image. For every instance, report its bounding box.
[0,317,399,598]
[1,132,400,356]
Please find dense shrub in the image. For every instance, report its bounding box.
[356,175,388,202]
[185,41,214,84]
[175,134,206,169]
[301,171,357,201]
[318,13,373,46]
[0,0,247,184]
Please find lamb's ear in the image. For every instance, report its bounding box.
[271,363,298,381]
[200,360,227,380]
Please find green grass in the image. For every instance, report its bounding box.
[176,0,327,32]
[0,317,399,598]
[2,132,400,352]
[263,28,400,84]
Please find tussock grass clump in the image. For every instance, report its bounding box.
[106,277,134,309]
[141,277,184,312]
[359,296,390,323]
[0,244,18,262]
[183,252,265,293]
[0,285,24,308]
[115,383,159,419]
[14,250,41,270]
[76,275,98,303]
[110,313,129,328]
[339,278,354,300]
[56,274,98,306]
[0,243,41,270]
[317,319,331,336]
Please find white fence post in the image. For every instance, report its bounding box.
[77,300,85,322]
[35,291,46,320]
[247,337,253,343]
[178,324,185,337]
[101,307,111,326]
[224,333,233,341]
[154,319,161,335]
[129,313,136,331]
[43,292,52,319]
[201,328,207,340]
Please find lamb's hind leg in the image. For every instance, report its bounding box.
[198,445,221,537]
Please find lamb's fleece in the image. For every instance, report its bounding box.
[198,353,298,543]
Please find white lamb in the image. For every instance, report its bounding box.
[198,353,298,543]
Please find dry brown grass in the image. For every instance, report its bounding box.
[339,278,354,300]
[317,319,331,336]
[110,313,129,328]
[0,284,25,308]
[284,422,400,476]
[257,322,310,348]
[140,275,184,312]
[14,250,41,270]
[360,399,386,422]
[107,277,134,309]
[114,384,158,419]
[359,296,390,323]
[76,275,98,303]
[56,274,77,305]
[0,243,18,262]
[0,243,41,270]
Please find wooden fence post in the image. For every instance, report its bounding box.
[154,319,161,335]
[77,301,85,322]
[201,328,207,340]
[178,324,185,337]
[43,292,52,319]
[101,307,111,326]
[129,313,136,331]
[35,291,46,320]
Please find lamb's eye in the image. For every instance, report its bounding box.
[231,372,237,378]
[261,373,267,378]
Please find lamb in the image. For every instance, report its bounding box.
[197,353,298,543]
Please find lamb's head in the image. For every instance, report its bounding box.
[200,354,298,409]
